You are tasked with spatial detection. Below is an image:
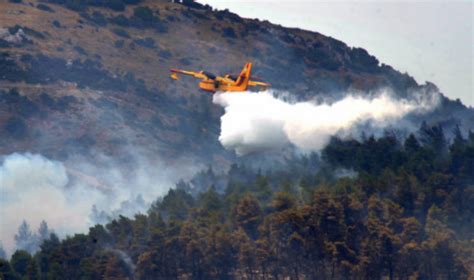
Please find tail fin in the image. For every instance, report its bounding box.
[235,62,252,86]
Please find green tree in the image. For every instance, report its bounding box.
[103,255,130,279]
[254,174,272,203]
[0,259,19,280]
[36,233,60,279]
[199,186,222,212]
[10,250,33,277]
[151,189,195,221]
[233,228,256,279]
[422,205,468,279]
[232,194,262,239]
[0,245,6,260]
[270,191,296,212]
[14,221,37,253]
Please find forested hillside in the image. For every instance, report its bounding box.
[1,123,473,279]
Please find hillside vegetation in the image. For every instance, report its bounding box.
[1,124,473,279]
[0,0,471,164]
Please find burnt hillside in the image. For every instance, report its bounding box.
[0,0,472,164]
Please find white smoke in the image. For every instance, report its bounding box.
[0,152,200,256]
[213,89,439,154]
[0,153,84,255]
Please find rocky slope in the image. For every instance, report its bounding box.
[0,0,472,166]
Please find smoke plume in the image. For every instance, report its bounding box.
[0,153,82,255]
[0,152,199,255]
[213,89,439,154]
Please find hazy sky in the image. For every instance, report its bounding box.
[198,0,473,107]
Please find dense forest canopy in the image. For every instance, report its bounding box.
[1,123,473,279]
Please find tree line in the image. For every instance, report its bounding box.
[1,123,473,279]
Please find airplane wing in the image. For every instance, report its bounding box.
[170,69,208,80]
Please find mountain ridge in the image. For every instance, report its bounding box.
[0,0,472,165]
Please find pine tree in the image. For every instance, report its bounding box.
[270,191,296,212]
[37,233,60,278]
[37,220,50,246]
[232,194,262,240]
[14,221,38,253]
[0,244,6,260]
[254,175,272,203]
[404,133,420,154]
[419,122,447,157]
[0,259,18,280]
[10,250,33,277]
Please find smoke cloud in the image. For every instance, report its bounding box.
[0,153,84,255]
[0,152,200,256]
[0,89,440,255]
[213,89,439,154]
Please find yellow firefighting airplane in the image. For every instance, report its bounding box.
[170,62,270,92]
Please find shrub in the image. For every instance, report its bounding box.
[349,47,379,71]
[20,53,33,63]
[244,21,260,32]
[37,4,55,12]
[114,40,125,48]
[52,20,61,28]
[65,1,88,12]
[105,0,125,11]
[109,14,129,27]
[179,58,192,66]
[129,7,168,32]
[24,26,45,39]
[181,0,207,10]
[215,9,242,23]
[39,93,55,108]
[56,95,77,111]
[0,53,28,82]
[123,0,141,4]
[134,37,155,48]
[208,47,216,53]
[9,25,45,39]
[280,33,295,44]
[158,50,172,59]
[3,90,41,118]
[0,39,10,48]
[133,6,154,24]
[4,116,27,139]
[222,27,236,39]
[155,20,168,33]
[42,0,143,12]
[91,11,108,27]
[112,28,130,38]
[39,93,76,112]
[74,46,87,55]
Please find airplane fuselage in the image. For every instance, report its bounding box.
[170,62,269,92]
[198,76,248,92]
